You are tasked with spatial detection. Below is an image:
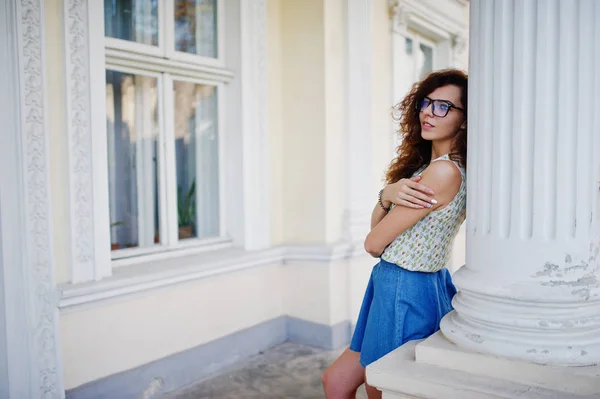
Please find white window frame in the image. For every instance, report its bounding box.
[404,31,437,81]
[104,1,229,262]
[63,0,270,282]
[104,0,226,67]
[104,65,168,261]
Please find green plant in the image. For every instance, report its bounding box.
[110,221,123,229]
[178,179,196,227]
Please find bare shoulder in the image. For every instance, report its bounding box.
[422,160,462,184]
[420,160,462,206]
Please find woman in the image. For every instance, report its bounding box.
[322,69,468,399]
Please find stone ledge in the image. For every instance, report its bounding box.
[417,332,600,395]
[366,335,597,399]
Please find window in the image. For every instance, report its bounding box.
[104,0,227,259]
[404,33,436,81]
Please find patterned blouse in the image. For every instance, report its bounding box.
[381,154,466,273]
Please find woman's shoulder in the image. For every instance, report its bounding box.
[423,159,463,182]
[431,155,466,180]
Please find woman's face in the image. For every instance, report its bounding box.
[418,84,466,143]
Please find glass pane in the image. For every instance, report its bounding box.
[419,43,434,78]
[173,81,219,240]
[174,0,218,58]
[105,0,159,46]
[106,70,161,251]
[405,38,413,55]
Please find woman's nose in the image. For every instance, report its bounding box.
[423,102,435,117]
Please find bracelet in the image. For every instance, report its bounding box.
[378,189,391,212]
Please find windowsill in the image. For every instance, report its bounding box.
[57,241,367,312]
[111,237,234,267]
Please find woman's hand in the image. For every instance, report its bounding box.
[382,176,437,209]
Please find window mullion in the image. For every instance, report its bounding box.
[165,0,175,59]
[159,0,167,56]
[162,73,179,246]
[217,0,225,62]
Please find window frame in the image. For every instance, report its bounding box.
[404,30,437,82]
[104,0,225,66]
[104,4,230,261]
[104,65,168,260]
[63,0,270,282]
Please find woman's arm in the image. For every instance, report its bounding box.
[370,195,390,229]
[370,176,436,229]
[364,161,462,257]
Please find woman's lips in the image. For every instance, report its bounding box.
[422,121,435,130]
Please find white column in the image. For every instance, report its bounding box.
[343,0,372,243]
[441,0,600,366]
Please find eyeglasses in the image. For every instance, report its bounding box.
[417,96,464,118]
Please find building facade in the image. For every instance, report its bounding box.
[0,0,468,397]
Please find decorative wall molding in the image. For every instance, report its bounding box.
[240,0,271,250]
[389,0,468,40]
[64,0,95,282]
[14,0,65,396]
[63,0,111,283]
[388,0,410,35]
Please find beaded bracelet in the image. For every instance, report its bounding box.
[378,189,390,212]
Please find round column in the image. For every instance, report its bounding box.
[441,0,600,366]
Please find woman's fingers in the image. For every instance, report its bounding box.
[402,187,436,207]
[398,199,423,209]
[396,191,429,208]
[406,179,435,195]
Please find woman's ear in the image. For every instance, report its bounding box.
[461,120,467,130]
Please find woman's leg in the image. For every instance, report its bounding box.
[322,348,365,399]
[365,379,382,399]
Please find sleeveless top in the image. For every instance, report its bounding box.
[380,154,467,273]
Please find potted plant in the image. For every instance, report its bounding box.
[178,179,196,239]
[110,221,123,250]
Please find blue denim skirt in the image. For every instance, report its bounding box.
[349,258,457,367]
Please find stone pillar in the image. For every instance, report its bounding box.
[441,0,600,366]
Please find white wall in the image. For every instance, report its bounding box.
[61,264,284,389]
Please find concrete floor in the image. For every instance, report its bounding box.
[165,342,368,399]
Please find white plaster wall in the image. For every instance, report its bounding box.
[60,264,284,389]
[283,256,375,327]
[274,0,349,245]
[267,0,285,246]
[323,0,347,244]
[45,0,70,284]
[279,0,327,244]
[283,262,333,325]
[346,256,376,324]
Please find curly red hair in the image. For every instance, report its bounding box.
[385,69,468,184]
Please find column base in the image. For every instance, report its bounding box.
[366,332,600,399]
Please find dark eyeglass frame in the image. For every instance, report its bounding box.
[417,96,464,118]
